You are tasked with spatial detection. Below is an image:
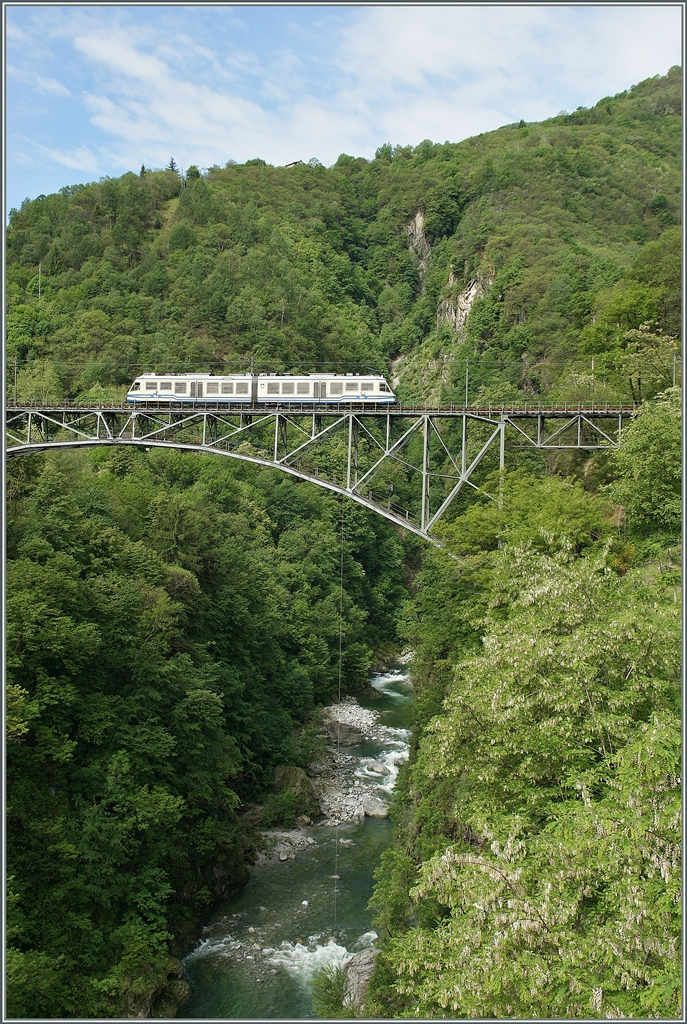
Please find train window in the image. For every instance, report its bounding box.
[145,381,158,390]
[345,382,358,392]
[206,382,219,395]
[236,382,249,394]
[174,383,187,394]
[297,382,310,395]
[221,382,234,394]
[362,382,373,390]
[267,382,280,394]
[160,381,172,391]
[379,382,388,392]
[281,382,294,395]
[131,382,141,391]
[330,382,343,395]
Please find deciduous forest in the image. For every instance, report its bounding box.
[6,67,681,1018]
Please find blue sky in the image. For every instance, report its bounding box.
[6,4,682,212]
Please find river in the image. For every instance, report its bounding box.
[178,667,412,1019]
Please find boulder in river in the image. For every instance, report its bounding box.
[323,720,363,746]
[366,759,391,775]
[362,795,389,818]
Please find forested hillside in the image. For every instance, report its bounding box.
[6,67,681,1019]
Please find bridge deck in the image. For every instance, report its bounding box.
[6,402,636,417]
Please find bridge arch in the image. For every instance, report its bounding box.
[7,435,435,543]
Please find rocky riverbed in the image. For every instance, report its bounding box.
[255,695,409,868]
[180,670,413,1019]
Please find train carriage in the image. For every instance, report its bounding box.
[126,372,395,404]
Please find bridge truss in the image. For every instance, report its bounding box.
[6,403,634,541]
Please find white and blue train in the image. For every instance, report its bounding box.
[126,372,395,404]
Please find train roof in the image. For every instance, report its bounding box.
[137,372,389,379]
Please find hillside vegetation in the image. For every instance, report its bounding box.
[5,67,681,1019]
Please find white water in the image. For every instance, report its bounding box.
[180,667,411,1018]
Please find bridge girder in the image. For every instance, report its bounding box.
[6,404,634,542]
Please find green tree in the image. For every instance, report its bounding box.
[12,359,64,403]
[610,387,681,534]
[374,544,680,1019]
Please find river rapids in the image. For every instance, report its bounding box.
[179,667,412,1019]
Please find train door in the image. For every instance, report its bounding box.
[314,381,326,401]
[197,382,203,398]
[190,381,196,399]
[251,376,258,404]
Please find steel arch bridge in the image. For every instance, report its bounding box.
[6,402,634,542]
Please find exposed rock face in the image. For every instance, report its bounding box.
[145,961,191,1019]
[436,269,493,336]
[405,210,431,284]
[343,946,378,1012]
[406,210,430,259]
[272,765,318,803]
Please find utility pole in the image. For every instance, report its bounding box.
[673,351,677,387]
[465,357,469,407]
[14,357,17,402]
[38,262,41,299]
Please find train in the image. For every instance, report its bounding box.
[126,372,396,404]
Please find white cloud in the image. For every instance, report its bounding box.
[8,64,71,96]
[37,144,100,173]
[339,6,679,98]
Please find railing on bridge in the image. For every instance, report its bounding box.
[5,402,636,541]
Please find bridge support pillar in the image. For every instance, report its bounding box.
[421,415,430,531]
[347,413,353,490]
[499,417,506,508]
